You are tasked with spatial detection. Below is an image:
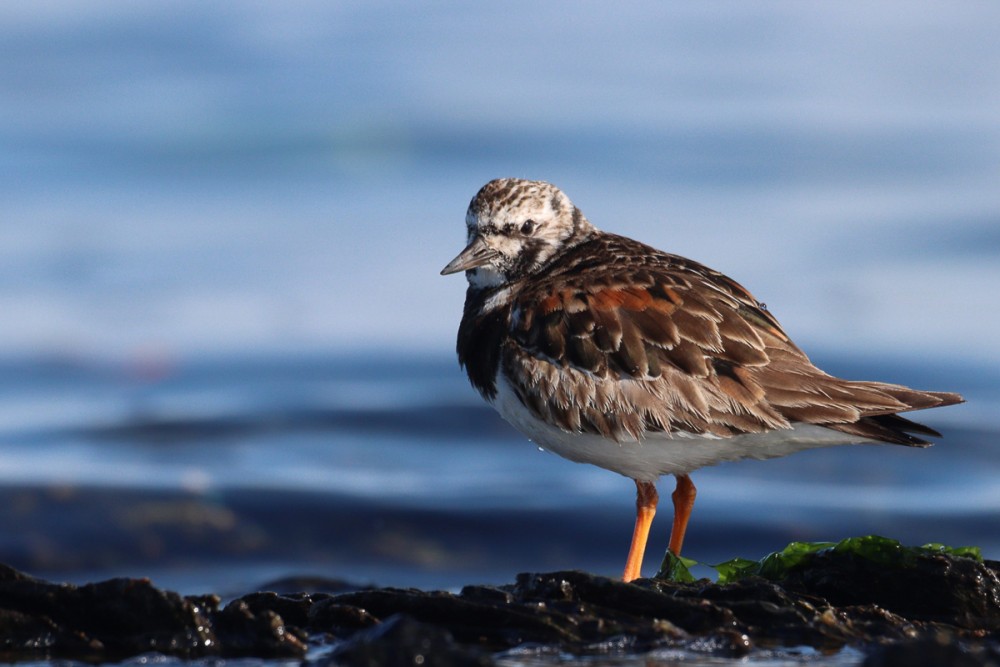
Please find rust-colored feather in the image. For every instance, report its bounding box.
[450,177,964,587]
[490,231,962,445]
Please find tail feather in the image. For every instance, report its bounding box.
[824,384,963,447]
[849,382,964,415]
[827,413,938,447]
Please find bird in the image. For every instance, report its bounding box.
[440,177,964,582]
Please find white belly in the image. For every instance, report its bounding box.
[493,375,877,482]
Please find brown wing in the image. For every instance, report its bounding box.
[502,235,962,444]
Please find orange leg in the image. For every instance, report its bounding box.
[622,480,658,582]
[668,474,697,556]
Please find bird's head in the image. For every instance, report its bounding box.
[441,178,595,289]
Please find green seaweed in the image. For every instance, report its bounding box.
[654,535,983,583]
[709,557,759,583]
[920,542,984,561]
[754,540,837,580]
[656,551,698,582]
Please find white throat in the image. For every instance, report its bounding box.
[468,266,505,290]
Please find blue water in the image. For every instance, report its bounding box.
[0,350,993,598]
[0,1,998,617]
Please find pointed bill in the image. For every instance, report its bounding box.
[440,235,499,275]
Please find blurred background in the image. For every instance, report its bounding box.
[1,2,998,595]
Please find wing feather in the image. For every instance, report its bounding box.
[501,233,963,444]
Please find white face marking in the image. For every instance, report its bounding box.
[461,178,595,288]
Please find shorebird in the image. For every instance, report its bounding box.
[442,178,963,582]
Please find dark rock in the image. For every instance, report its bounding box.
[214,598,308,657]
[0,564,303,661]
[308,599,380,636]
[326,614,493,667]
[0,563,216,660]
[332,586,578,649]
[684,629,754,658]
[238,590,315,628]
[863,635,1000,667]
[780,552,1000,629]
[515,570,730,636]
[0,547,999,663]
[680,576,851,648]
[459,584,515,605]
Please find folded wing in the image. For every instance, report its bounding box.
[503,237,962,445]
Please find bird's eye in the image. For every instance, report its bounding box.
[520,220,536,235]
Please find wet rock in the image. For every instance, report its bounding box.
[1,547,999,663]
[326,614,493,667]
[862,635,1000,667]
[0,564,216,660]
[780,552,1000,630]
[515,570,733,636]
[333,586,578,649]
[238,590,315,629]
[214,597,308,657]
[0,564,303,661]
[308,599,380,636]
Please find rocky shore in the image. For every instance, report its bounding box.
[1,542,998,666]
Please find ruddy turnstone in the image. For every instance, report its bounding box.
[441,178,963,582]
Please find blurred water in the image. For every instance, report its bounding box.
[2,2,999,359]
[0,351,992,598]
[0,0,998,614]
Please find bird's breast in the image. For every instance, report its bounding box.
[457,289,514,400]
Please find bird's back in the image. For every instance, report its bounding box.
[473,230,962,450]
